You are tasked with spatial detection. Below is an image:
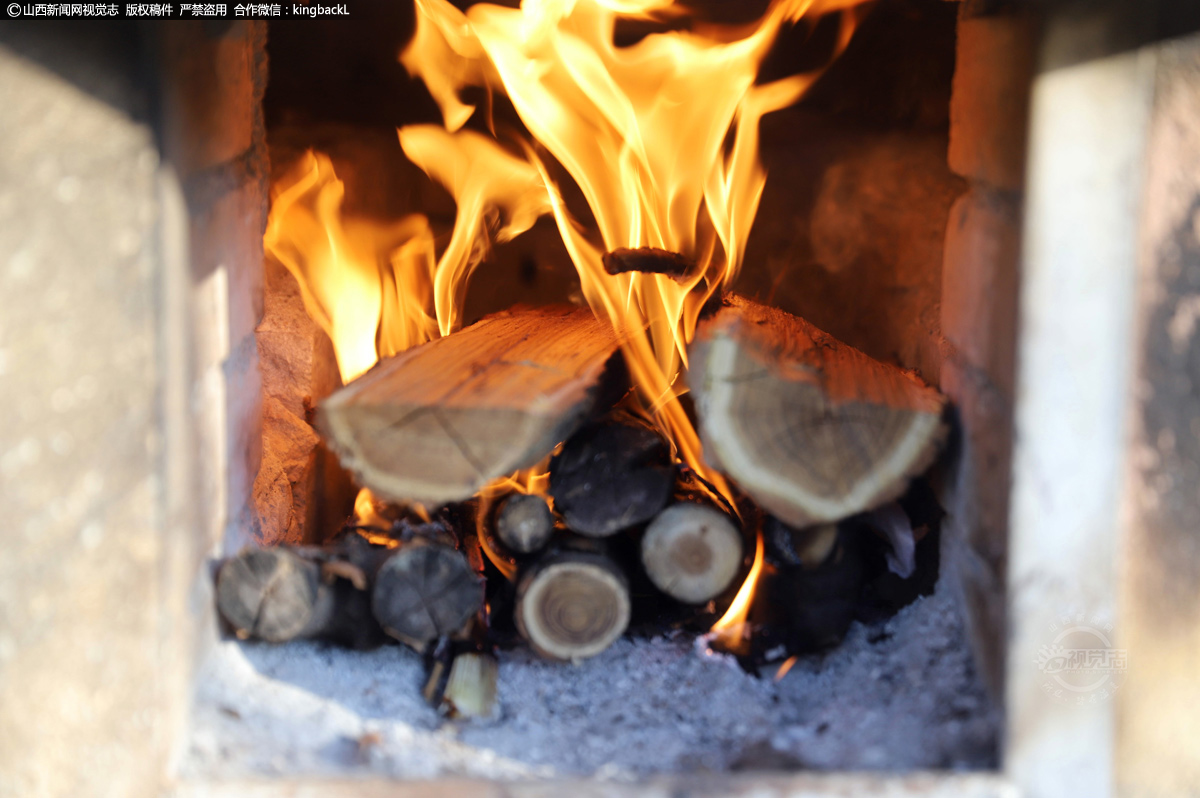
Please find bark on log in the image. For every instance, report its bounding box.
[372,540,484,650]
[640,503,743,604]
[688,295,947,527]
[318,305,624,506]
[548,412,676,537]
[215,540,389,648]
[515,550,631,662]
[495,493,556,554]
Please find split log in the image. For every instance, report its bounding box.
[548,412,676,537]
[372,540,485,650]
[688,295,947,527]
[602,247,695,281]
[318,305,623,506]
[216,540,389,648]
[495,493,556,554]
[640,503,743,604]
[515,550,631,662]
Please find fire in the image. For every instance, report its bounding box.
[267,0,865,644]
[263,150,442,382]
[400,0,864,494]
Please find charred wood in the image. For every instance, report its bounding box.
[601,247,696,281]
[548,412,676,537]
[495,493,556,554]
[215,536,390,648]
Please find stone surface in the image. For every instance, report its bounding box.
[254,255,352,547]
[258,258,341,421]
[1117,32,1200,797]
[948,15,1035,191]
[0,26,180,798]
[0,21,270,798]
[1007,13,1156,796]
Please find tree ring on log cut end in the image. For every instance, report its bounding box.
[516,557,631,662]
[641,504,743,604]
[372,545,483,648]
[216,548,320,643]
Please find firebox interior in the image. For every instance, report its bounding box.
[188,0,1009,780]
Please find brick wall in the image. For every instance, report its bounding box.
[940,5,1034,700]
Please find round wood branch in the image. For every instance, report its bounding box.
[515,552,630,662]
[372,543,484,649]
[495,493,556,554]
[216,548,321,643]
[641,503,743,604]
[548,414,675,537]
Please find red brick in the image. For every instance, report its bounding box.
[941,187,1021,399]
[949,15,1035,191]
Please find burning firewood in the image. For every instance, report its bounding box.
[317,305,624,507]
[640,503,743,604]
[215,538,389,648]
[494,493,556,554]
[548,412,676,537]
[514,546,631,662]
[688,295,947,528]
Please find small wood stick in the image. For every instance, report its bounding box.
[372,543,484,650]
[495,493,556,554]
[641,503,743,604]
[515,551,630,662]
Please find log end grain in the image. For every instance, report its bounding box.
[641,504,743,604]
[515,554,631,662]
[371,545,484,648]
[216,548,321,643]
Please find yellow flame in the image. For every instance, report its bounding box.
[263,151,441,382]
[708,520,764,653]
[401,0,864,628]
[269,0,866,634]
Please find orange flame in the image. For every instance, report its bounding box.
[268,0,866,637]
[708,520,765,652]
[401,0,863,636]
[263,151,441,382]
